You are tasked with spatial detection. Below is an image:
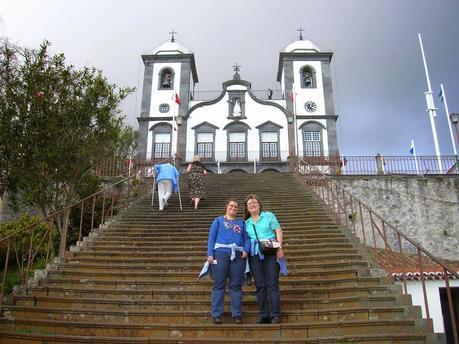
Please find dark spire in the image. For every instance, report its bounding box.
[169,29,177,42]
[232,62,241,80]
[297,27,305,40]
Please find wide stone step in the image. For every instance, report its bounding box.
[0,317,426,339]
[72,247,359,260]
[56,262,367,276]
[92,227,344,238]
[24,285,393,301]
[97,227,342,236]
[68,253,363,266]
[0,331,432,343]
[41,276,384,290]
[90,234,346,245]
[58,260,367,273]
[81,243,356,255]
[3,305,410,324]
[14,294,401,312]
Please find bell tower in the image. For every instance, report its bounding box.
[277,28,339,158]
[137,30,198,160]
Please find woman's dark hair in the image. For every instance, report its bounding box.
[244,194,263,220]
[225,198,239,207]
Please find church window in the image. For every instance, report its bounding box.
[158,68,174,89]
[261,131,278,159]
[228,132,246,160]
[159,103,170,113]
[154,133,171,158]
[300,66,316,88]
[193,122,218,162]
[256,121,282,161]
[196,132,214,159]
[304,131,321,156]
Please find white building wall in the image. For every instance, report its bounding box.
[145,62,182,159]
[149,62,182,118]
[396,279,459,333]
[292,61,326,117]
[186,88,288,162]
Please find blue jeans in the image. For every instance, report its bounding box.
[211,250,246,318]
[249,254,280,318]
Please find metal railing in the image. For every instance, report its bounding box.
[191,89,284,101]
[0,174,152,314]
[289,155,458,343]
[95,155,458,177]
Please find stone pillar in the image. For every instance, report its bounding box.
[375,153,385,175]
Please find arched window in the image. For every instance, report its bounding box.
[300,121,325,157]
[192,122,219,162]
[158,67,174,90]
[300,66,316,88]
[150,123,172,159]
[224,122,251,162]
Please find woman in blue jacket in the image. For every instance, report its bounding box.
[207,198,250,324]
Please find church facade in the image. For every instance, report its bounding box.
[137,32,339,173]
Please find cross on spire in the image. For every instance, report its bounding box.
[233,62,241,74]
[297,27,305,40]
[169,29,177,42]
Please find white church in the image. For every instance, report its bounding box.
[137,30,339,173]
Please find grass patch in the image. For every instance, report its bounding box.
[0,256,48,294]
[15,327,32,334]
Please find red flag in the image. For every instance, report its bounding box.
[175,93,181,105]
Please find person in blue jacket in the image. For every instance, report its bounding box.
[207,198,250,325]
[154,163,180,211]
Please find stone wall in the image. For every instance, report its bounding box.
[331,175,459,261]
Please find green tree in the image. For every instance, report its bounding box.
[0,214,56,283]
[0,39,135,257]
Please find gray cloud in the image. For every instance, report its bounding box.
[2,0,458,157]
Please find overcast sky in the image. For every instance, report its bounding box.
[2,0,459,156]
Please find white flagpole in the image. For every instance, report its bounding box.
[292,83,298,156]
[440,84,457,155]
[418,33,443,173]
[411,139,420,175]
[171,89,178,157]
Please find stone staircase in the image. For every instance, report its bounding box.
[0,172,443,343]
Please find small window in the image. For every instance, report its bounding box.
[261,131,278,159]
[154,133,171,158]
[300,66,316,88]
[159,104,170,113]
[159,68,174,89]
[197,132,213,158]
[229,132,246,159]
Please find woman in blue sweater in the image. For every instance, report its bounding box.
[207,198,250,324]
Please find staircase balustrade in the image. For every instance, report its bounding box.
[0,174,152,315]
[289,155,458,343]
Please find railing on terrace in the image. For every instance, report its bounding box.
[191,89,284,101]
[0,156,168,314]
[289,155,458,343]
[96,155,458,177]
